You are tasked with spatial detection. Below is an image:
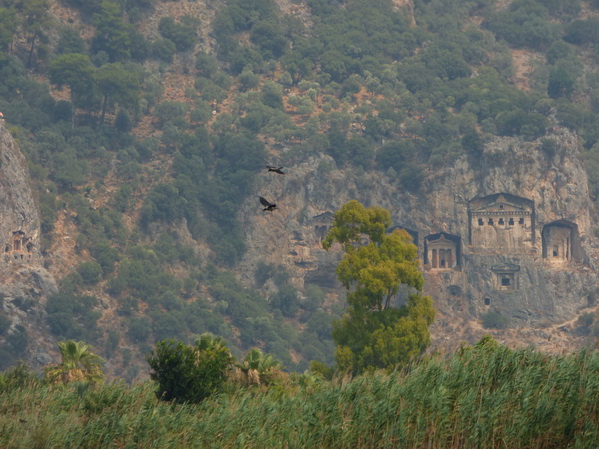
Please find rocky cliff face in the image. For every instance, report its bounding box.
[0,120,57,360]
[238,125,599,348]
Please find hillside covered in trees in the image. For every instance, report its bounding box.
[2,0,599,380]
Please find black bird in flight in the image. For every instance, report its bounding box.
[267,165,285,174]
[260,196,277,211]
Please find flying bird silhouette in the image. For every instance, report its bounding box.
[259,196,277,211]
[267,165,285,174]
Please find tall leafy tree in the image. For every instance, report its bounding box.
[48,53,95,127]
[157,16,197,52]
[323,201,435,374]
[0,7,18,54]
[548,65,576,99]
[56,27,86,55]
[21,0,51,67]
[95,62,141,123]
[92,1,133,61]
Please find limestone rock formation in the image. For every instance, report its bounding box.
[238,125,599,348]
[0,120,57,305]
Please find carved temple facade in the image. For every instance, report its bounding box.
[382,193,583,291]
[468,193,535,253]
[423,233,461,269]
[3,230,34,262]
[310,192,583,293]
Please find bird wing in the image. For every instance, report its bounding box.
[259,196,272,207]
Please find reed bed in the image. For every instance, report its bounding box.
[1,342,598,448]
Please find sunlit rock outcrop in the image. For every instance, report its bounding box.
[238,125,598,344]
[0,120,57,300]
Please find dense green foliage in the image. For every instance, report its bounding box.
[147,335,234,403]
[324,201,435,374]
[1,340,598,448]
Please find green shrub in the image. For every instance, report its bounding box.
[128,316,152,343]
[151,38,176,62]
[105,330,120,357]
[158,16,197,52]
[400,162,424,192]
[6,325,28,353]
[481,310,510,329]
[539,137,558,158]
[117,296,138,317]
[150,310,188,342]
[12,297,35,312]
[271,285,300,318]
[77,261,104,285]
[46,293,101,340]
[577,312,595,327]
[303,284,325,312]
[90,243,120,275]
[147,336,234,403]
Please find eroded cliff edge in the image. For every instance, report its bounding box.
[0,120,57,363]
[238,125,599,350]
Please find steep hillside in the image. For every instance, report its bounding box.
[2,0,599,379]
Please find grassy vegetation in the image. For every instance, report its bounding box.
[1,339,598,448]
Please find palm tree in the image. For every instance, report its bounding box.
[195,333,229,352]
[239,349,285,386]
[45,340,104,385]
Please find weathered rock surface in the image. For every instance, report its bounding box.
[0,120,57,346]
[238,126,599,348]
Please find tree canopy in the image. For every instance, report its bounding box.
[45,340,104,385]
[147,335,234,403]
[324,201,435,374]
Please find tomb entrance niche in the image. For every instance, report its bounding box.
[468,193,535,252]
[491,263,520,290]
[12,230,25,252]
[424,232,461,269]
[312,211,335,243]
[5,230,33,262]
[542,220,582,263]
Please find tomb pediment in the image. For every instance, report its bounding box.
[471,195,530,214]
[427,234,454,246]
[425,232,460,244]
[473,201,527,214]
[469,193,533,214]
